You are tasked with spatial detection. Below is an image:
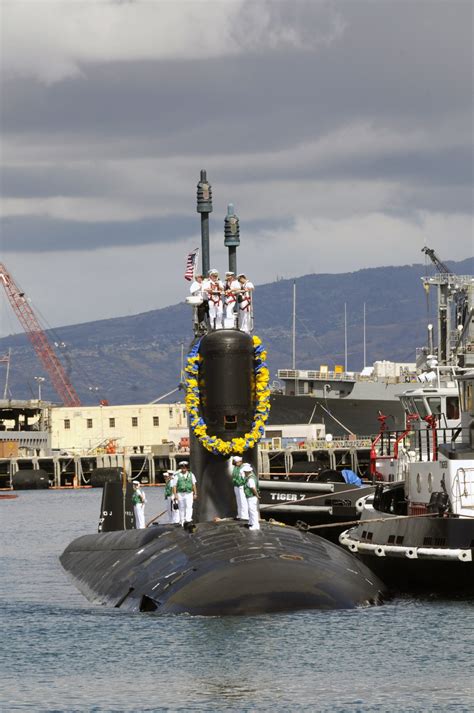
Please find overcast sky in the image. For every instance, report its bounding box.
[1,0,472,337]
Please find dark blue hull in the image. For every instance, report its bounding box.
[340,509,474,595]
[60,520,386,615]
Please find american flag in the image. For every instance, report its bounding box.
[184,248,199,281]
[0,353,9,364]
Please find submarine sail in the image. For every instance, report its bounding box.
[191,328,257,521]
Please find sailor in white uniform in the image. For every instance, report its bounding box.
[173,461,197,525]
[223,271,240,328]
[237,274,254,333]
[164,470,180,524]
[203,269,224,329]
[231,455,249,520]
[189,274,208,331]
[242,464,260,530]
[132,480,147,529]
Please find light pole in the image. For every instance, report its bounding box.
[34,376,45,401]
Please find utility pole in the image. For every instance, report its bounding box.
[34,375,45,401]
[2,349,11,399]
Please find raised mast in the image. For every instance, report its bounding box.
[224,203,240,275]
[196,169,213,277]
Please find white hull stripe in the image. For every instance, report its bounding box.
[339,531,472,562]
[260,504,333,513]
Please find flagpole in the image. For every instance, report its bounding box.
[344,303,348,372]
[193,249,199,280]
[363,302,367,368]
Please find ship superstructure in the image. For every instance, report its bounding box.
[368,251,473,484]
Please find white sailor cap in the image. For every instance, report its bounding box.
[178,461,189,467]
[132,480,140,485]
[232,455,243,463]
[225,271,235,276]
[208,268,218,275]
[241,464,253,472]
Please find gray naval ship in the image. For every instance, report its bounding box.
[60,171,386,615]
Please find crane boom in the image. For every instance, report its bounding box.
[421,246,452,274]
[0,263,81,406]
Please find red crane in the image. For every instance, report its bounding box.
[0,263,81,406]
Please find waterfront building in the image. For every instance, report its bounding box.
[50,402,188,455]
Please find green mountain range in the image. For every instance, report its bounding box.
[1,258,472,405]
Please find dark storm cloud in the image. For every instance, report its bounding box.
[224,144,474,191]
[2,2,471,156]
[0,214,290,252]
[1,164,118,198]
[0,214,196,253]
[1,1,472,252]
[3,143,471,202]
[1,48,469,150]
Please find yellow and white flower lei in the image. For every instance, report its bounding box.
[184,335,271,456]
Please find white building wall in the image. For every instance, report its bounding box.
[50,402,188,454]
[373,361,416,378]
[263,424,326,440]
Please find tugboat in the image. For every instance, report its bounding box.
[60,171,387,615]
[339,369,474,595]
[258,249,473,537]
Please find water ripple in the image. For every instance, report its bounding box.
[1,490,473,711]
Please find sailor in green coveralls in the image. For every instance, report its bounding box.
[164,470,180,524]
[241,464,260,530]
[132,480,147,529]
[172,461,197,525]
[232,455,249,520]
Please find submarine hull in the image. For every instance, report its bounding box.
[60,520,386,615]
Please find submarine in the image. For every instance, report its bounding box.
[60,170,387,614]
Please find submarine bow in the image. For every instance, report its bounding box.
[60,520,384,614]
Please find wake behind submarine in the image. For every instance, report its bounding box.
[60,171,386,614]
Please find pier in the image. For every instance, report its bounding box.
[0,436,373,489]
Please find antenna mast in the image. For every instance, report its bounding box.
[292,281,296,370]
[421,247,473,367]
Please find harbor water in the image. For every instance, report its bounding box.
[1,490,473,712]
